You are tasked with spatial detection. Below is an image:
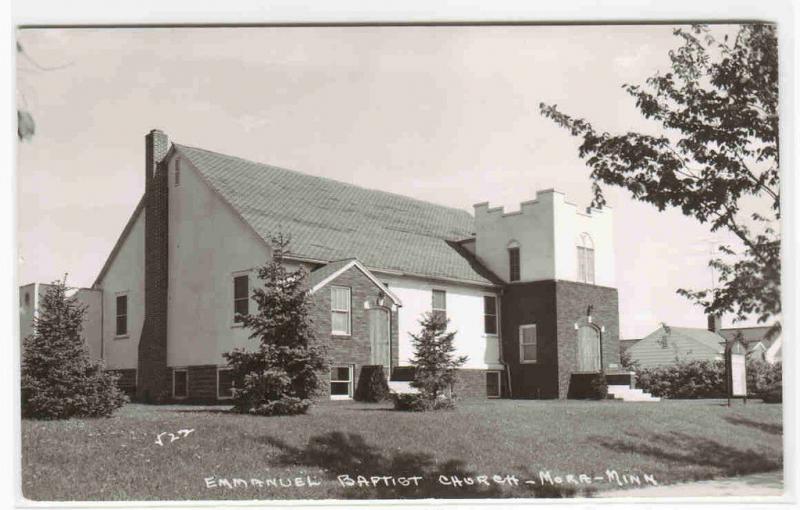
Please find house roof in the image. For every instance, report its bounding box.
[666,327,727,353]
[307,258,402,306]
[719,326,779,350]
[176,144,497,286]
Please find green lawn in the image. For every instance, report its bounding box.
[21,399,782,501]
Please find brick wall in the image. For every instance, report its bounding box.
[137,130,171,403]
[309,265,399,398]
[107,369,137,397]
[501,280,560,398]
[555,281,620,399]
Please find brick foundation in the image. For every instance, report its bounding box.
[107,369,137,397]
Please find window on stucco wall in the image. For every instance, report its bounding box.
[508,245,521,282]
[115,294,128,336]
[577,233,595,284]
[233,275,249,323]
[432,289,447,323]
[484,296,498,335]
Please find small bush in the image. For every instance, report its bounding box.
[354,365,389,402]
[748,360,782,403]
[589,372,608,400]
[392,392,455,411]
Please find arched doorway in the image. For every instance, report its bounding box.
[368,307,391,367]
[576,325,602,372]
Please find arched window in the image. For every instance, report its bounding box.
[577,233,595,284]
[508,240,521,282]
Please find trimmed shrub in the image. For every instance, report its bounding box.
[22,279,128,419]
[589,372,608,400]
[354,365,390,402]
[635,360,726,399]
[392,392,455,411]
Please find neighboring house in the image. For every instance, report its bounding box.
[22,129,625,403]
[628,316,782,369]
[19,283,102,360]
[619,338,641,353]
[720,326,782,364]
[628,316,726,369]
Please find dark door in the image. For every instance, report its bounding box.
[577,325,601,372]
[368,308,391,367]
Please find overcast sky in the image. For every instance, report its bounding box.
[16,24,767,338]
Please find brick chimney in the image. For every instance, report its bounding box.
[137,129,171,402]
[707,314,721,333]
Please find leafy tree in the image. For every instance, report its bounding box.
[223,234,328,416]
[540,24,779,335]
[21,278,127,419]
[408,312,467,409]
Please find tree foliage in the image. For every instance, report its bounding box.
[223,234,328,416]
[408,312,467,409]
[540,24,779,330]
[21,279,127,419]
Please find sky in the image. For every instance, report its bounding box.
[15,24,770,338]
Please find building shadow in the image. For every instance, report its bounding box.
[591,431,781,479]
[722,416,782,435]
[259,431,574,499]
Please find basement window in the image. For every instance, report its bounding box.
[217,368,234,400]
[330,365,353,399]
[486,371,501,398]
[173,369,188,399]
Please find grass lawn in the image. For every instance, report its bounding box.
[21,399,782,501]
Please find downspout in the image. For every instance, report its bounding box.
[498,288,513,398]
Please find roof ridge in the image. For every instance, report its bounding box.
[174,143,475,225]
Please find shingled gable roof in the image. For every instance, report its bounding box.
[175,144,499,286]
[307,258,401,306]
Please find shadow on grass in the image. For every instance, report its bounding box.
[592,431,781,479]
[260,432,575,499]
[723,416,782,435]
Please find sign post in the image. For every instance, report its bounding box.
[725,339,748,406]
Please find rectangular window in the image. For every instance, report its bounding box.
[509,247,521,282]
[486,371,501,398]
[578,247,596,284]
[175,158,181,187]
[173,369,188,399]
[233,275,249,323]
[115,294,128,336]
[519,324,537,363]
[331,286,351,335]
[432,289,447,323]
[484,296,498,335]
[217,368,234,399]
[330,365,353,399]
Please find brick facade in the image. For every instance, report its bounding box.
[137,130,171,403]
[309,265,399,398]
[501,279,620,399]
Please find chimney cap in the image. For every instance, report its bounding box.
[149,128,166,135]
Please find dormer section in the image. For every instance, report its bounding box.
[473,189,614,287]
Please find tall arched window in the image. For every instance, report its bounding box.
[577,233,595,284]
[508,240,521,282]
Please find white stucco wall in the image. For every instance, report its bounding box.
[553,194,615,287]
[378,274,503,370]
[98,212,146,370]
[474,189,614,287]
[167,151,287,367]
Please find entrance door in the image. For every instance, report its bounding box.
[368,308,391,368]
[577,325,601,372]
